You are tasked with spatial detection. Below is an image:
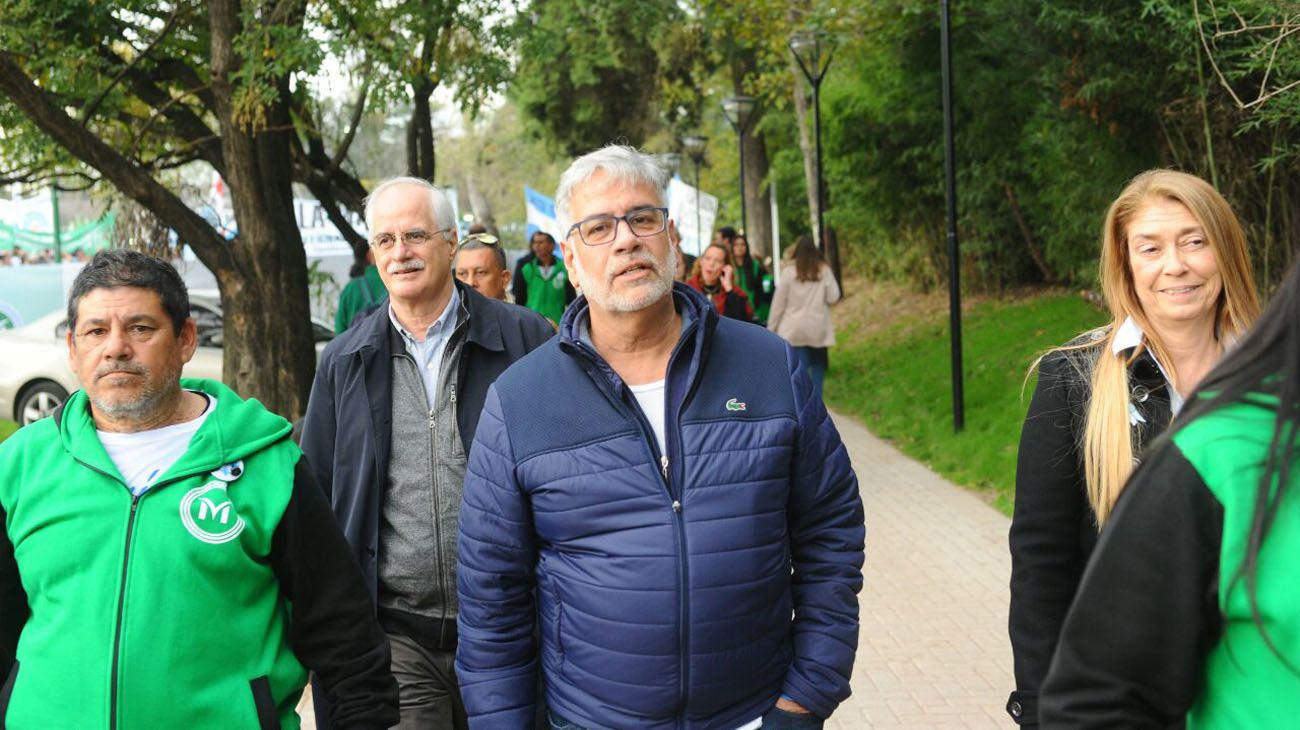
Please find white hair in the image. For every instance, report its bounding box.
[364,177,456,233]
[554,145,670,233]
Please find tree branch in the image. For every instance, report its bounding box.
[82,5,183,123]
[0,51,233,272]
[328,71,371,177]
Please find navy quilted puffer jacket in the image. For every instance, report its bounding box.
[456,283,864,729]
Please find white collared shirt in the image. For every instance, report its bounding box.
[388,285,461,408]
[1111,316,1185,417]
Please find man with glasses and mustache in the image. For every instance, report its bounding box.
[456,145,865,730]
[0,249,398,727]
[300,177,553,729]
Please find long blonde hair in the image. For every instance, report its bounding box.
[1074,170,1260,526]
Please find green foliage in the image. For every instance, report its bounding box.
[0,419,15,445]
[826,291,1108,514]
[510,0,682,155]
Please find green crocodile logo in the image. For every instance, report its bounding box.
[725,398,746,412]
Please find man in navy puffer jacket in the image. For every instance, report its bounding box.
[456,144,864,729]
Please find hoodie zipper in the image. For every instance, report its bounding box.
[71,454,219,728]
[109,494,141,730]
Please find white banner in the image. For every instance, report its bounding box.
[201,185,459,257]
[667,177,717,258]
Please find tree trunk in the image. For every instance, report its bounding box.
[1004,182,1054,283]
[209,0,315,419]
[465,173,498,235]
[408,79,436,182]
[787,21,820,244]
[741,129,772,259]
[730,53,772,259]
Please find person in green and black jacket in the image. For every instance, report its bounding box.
[731,234,772,324]
[515,231,576,324]
[0,250,397,729]
[1041,252,1300,729]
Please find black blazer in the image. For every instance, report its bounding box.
[1006,339,1174,727]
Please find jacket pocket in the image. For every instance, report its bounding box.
[0,660,17,722]
[249,675,278,730]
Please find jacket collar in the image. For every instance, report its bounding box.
[340,278,505,358]
[558,281,717,354]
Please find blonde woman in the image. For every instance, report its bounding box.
[1006,170,1260,728]
[767,235,840,401]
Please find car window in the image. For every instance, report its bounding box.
[192,306,223,347]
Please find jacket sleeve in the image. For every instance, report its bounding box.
[1007,352,1090,725]
[512,260,529,307]
[299,350,338,500]
[767,270,790,334]
[456,386,539,728]
[1040,442,1222,728]
[271,459,399,729]
[824,266,841,305]
[0,504,28,675]
[780,346,866,718]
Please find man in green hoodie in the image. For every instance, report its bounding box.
[0,250,398,729]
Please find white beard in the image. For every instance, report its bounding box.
[571,243,678,314]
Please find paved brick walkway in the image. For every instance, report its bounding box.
[827,410,1013,729]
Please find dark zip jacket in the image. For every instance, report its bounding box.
[1007,339,1174,726]
[0,378,397,729]
[300,278,552,641]
[455,283,865,729]
[1041,393,1300,727]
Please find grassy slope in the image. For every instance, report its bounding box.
[0,420,16,444]
[825,291,1106,515]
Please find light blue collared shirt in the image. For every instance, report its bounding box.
[388,285,461,409]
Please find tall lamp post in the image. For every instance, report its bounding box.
[721,95,756,236]
[789,29,837,286]
[682,134,707,251]
[941,0,964,432]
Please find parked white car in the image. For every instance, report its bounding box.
[0,295,333,425]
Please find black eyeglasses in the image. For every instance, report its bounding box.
[566,207,669,247]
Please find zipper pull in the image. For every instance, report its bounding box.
[672,499,681,513]
[660,455,669,479]
[449,384,457,404]
[428,409,435,429]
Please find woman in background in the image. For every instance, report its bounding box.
[1041,252,1300,729]
[1006,169,1260,728]
[687,242,753,322]
[767,234,840,401]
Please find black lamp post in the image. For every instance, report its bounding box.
[941,0,964,432]
[790,29,836,285]
[682,134,707,250]
[721,95,756,236]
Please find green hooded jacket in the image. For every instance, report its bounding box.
[0,378,397,729]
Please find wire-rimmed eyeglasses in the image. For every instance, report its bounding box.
[369,228,453,250]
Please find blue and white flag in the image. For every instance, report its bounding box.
[524,186,562,245]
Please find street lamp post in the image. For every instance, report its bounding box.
[790,29,836,285]
[682,134,707,251]
[941,0,964,432]
[722,95,756,237]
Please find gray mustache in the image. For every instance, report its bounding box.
[96,363,147,379]
[388,259,426,274]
